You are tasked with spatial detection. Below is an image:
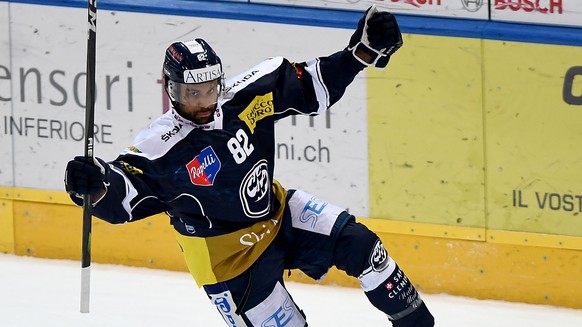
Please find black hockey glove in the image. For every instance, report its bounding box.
[64,156,110,197]
[348,5,403,69]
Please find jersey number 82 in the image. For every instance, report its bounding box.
[227,129,254,164]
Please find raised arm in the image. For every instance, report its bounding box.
[269,5,403,119]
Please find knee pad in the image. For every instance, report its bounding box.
[359,239,433,325]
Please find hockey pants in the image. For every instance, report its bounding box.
[202,189,434,326]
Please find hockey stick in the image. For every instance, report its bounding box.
[80,0,97,314]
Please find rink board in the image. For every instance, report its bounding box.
[368,34,582,238]
[483,40,582,236]
[368,33,485,229]
[1,187,582,309]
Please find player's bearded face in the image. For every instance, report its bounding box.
[177,80,220,124]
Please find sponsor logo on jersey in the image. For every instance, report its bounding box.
[186,146,221,186]
[120,161,143,175]
[240,159,270,218]
[239,219,279,247]
[161,123,183,142]
[127,145,142,153]
[224,70,259,93]
[370,239,389,272]
[299,196,328,229]
[238,93,274,133]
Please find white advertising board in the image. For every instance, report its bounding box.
[252,0,490,20]
[0,1,12,186]
[2,3,370,216]
[491,0,582,28]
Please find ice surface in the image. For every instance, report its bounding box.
[1,254,580,326]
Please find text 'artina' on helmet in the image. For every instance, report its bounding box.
[162,38,225,110]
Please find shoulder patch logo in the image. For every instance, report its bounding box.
[238,92,274,133]
[127,146,142,153]
[186,146,221,186]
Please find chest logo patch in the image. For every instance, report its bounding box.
[238,92,274,133]
[186,146,221,186]
[240,159,271,218]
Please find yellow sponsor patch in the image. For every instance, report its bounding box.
[238,92,274,133]
[121,161,143,175]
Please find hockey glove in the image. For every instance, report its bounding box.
[65,156,110,197]
[348,5,403,69]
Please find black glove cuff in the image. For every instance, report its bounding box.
[349,42,391,69]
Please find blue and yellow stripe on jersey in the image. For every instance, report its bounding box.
[176,180,287,286]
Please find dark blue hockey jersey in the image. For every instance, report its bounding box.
[84,49,365,285]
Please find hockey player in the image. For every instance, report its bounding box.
[65,5,434,326]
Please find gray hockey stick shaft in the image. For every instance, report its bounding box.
[81,0,97,314]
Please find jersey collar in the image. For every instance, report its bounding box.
[170,105,223,130]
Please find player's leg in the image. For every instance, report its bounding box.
[203,243,308,327]
[334,220,434,326]
[282,188,434,326]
